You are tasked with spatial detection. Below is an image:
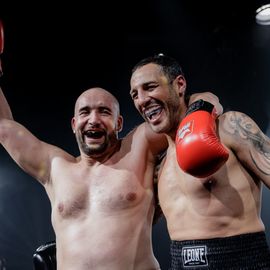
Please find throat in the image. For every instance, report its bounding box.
[85,140,122,165]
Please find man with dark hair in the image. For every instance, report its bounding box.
[130,53,270,269]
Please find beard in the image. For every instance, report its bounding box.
[76,132,116,156]
[150,91,180,134]
[81,141,107,156]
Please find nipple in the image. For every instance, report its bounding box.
[126,192,137,201]
[58,202,64,213]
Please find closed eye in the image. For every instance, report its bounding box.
[130,90,138,100]
[79,109,89,116]
[99,107,112,115]
[144,83,158,91]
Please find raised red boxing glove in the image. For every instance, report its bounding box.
[0,20,4,77]
[175,99,229,178]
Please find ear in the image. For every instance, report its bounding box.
[71,117,76,134]
[175,75,187,97]
[116,115,123,133]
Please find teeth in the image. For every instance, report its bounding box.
[145,108,161,119]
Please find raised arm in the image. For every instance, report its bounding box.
[0,87,13,120]
[219,111,270,187]
[0,87,73,185]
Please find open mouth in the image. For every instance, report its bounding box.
[144,106,163,122]
[84,130,105,140]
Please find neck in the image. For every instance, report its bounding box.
[168,104,187,140]
[81,140,121,166]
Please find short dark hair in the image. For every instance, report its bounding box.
[131,53,184,83]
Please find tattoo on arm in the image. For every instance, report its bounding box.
[225,112,270,175]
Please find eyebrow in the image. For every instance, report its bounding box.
[78,106,89,112]
[130,81,157,95]
[98,105,112,112]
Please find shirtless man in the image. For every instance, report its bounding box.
[130,54,270,269]
[0,85,167,270]
[0,22,223,269]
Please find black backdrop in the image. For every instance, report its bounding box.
[0,1,270,269]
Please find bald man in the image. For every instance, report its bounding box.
[0,86,169,270]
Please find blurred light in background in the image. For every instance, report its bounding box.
[256,4,270,25]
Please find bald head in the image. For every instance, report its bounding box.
[72,87,123,157]
[74,87,120,117]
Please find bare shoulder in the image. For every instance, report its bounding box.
[123,123,142,138]
[42,141,76,160]
[219,111,259,134]
[218,111,266,149]
[123,122,153,142]
[120,124,142,148]
[121,122,167,155]
[218,111,270,183]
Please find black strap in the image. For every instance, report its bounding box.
[185,99,214,116]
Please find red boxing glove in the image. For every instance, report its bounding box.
[0,20,4,77]
[175,100,229,178]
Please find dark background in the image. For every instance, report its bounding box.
[0,0,270,269]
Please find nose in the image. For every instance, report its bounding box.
[88,111,101,126]
[137,90,151,108]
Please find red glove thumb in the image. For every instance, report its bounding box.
[175,100,229,178]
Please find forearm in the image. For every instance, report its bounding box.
[0,87,13,120]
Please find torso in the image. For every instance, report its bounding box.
[44,130,160,270]
[158,115,265,241]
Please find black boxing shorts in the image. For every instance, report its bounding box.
[170,231,270,269]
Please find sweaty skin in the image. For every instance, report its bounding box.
[0,79,222,269]
[0,87,167,270]
[130,63,270,242]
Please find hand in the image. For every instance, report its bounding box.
[189,91,223,118]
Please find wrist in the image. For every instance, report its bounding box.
[185,99,214,116]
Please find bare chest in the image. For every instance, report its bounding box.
[158,146,218,200]
[51,166,146,220]
[158,145,260,210]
